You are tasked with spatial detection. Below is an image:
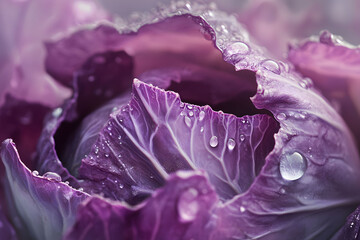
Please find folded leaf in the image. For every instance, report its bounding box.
[65,171,218,240]
[0,139,89,240]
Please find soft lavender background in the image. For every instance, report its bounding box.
[99,0,360,45]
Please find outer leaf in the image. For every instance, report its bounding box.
[78,79,278,203]
[35,50,133,187]
[65,171,218,240]
[288,31,360,148]
[0,0,108,106]
[0,139,89,240]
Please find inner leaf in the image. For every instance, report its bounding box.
[78,80,279,204]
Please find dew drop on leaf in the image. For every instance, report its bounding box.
[280,152,307,181]
[43,172,62,182]
[184,116,192,127]
[210,136,218,148]
[227,138,236,151]
[199,111,205,121]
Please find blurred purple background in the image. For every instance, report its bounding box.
[99,0,360,45]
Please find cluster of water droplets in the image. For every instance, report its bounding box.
[276,111,308,122]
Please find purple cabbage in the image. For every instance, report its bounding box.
[0,1,360,240]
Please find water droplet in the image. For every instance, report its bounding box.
[261,59,280,74]
[179,102,185,108]
[188,111,194,117]
[294,112,306,119]
[200,127,204,133]
[226,42,250,56]
[199,111,205,121]
[227,138,236,151]
[88,76,95,82]
[187,105,193,110]
[107,126,112,131]
[119,184,124,189]
[239,134,245,142]
[52,107,63,118]
[209,136,218,147]
[32,170,39,176]
[104,153,109,158]
[279,152,307,181]
[276,113,286,121]
[177,188,199,223]
[240,206,246,212]
[184,116,192,127]
[43,172,61,182]
[299,78,313,89]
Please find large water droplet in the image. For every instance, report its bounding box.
[209,136,218,147]
[199,111,205,121]
[43,172,62,182]
[184,116,192,127]
[227,138,236,151]
[177,188,199,223]
[279,152,307,181]
[261,59,280,74]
